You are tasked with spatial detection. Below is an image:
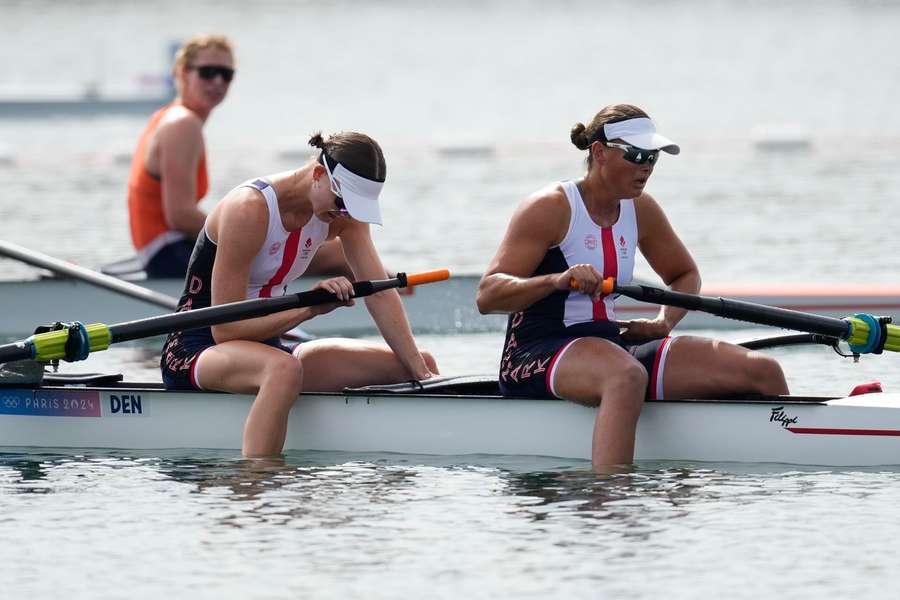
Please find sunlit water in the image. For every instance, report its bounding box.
[3,0,900,597]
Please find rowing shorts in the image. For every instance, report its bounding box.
[498,330,673,401]
[160,329,296,390]
[145,238,196,279]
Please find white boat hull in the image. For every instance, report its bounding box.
[2,381,900,466]
[1,276,898,336]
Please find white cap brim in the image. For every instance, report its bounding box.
[603,117,680,155]
[330,161,384,225]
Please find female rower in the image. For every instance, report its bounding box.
[161,131,439,457]
[126,33,349,280]
[476,103,788,471]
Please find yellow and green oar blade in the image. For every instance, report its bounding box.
[0,269,451,364]
[598,278,900,354]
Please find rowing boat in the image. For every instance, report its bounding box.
[1,267,898,467]
[2,275,899,337]
[1,374,899,466]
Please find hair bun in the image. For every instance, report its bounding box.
[308,132,326,149]
[569,123,590,150]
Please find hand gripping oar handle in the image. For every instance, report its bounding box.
[0,269,451,363]
[591,277,900,354]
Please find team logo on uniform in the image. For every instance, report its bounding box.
[269,242,282,256]
[584,234,597,250]
[300,237,314,260]
[619,235,626,247]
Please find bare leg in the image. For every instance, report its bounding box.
[193,341,304,457]
[305,239,353,278]
[294,338,438,391]
[662,336,789,399]
[552,338,648,471]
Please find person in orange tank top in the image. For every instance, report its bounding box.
[126,33,233,278]
[127,33,351,280]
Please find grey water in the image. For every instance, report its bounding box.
[2,0,900,598]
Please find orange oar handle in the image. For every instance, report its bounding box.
[406,268,451,287]
[568,277,616,294]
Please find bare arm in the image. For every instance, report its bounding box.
[208,192,328,343]
[338,219,435,380]
[476,186,603,314]
[155,110,208,237]
[627,193,700,336]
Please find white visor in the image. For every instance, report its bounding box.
[322,152,384,225]
[602,117,680,154]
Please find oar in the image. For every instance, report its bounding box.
[596,278,900,354]
[0,269,451,364]
[0,239,313,343]
[0,239,179,310]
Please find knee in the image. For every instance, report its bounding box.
[263,353,304,393]
[584,360,647,410]
[611,361,649,395]
[749,354,787,394]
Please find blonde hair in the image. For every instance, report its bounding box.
[172,33,234,90]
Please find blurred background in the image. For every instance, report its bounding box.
[1,0,899,284]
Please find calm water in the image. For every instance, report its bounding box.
[3,0,900,598]
[3,452,900,599]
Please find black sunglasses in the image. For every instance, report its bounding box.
[188,64,235,83]
[605,142,659,165]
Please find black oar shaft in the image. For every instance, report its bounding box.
[0,273,429,363]
[616,283,852,338]
[108,279,397,343]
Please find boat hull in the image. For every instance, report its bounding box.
[2,276,899,336]
[2,383,900,466]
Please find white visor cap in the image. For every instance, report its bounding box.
[324,153,385,225]
[602,117,680,155]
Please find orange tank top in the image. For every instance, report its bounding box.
[127,104,209,252]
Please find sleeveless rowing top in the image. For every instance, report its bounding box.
[174,178,330,314]
[507,180,638,342]
[127,103,209,266]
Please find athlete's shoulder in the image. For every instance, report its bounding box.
[507,182,571,243]
[518,182,570,215]
[632,191,664,216]
[157,105,203,136]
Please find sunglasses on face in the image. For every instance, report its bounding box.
[605,142,659,165]
[188,64,235,83]
[321,156,350,215]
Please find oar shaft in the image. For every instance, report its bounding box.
[110,278,410,343]
[612,282,852,338]
[0,239,177,310]
[0,270,450,363]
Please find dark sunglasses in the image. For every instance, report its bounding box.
[321,155,350,215]
[188,64,235,83]
[605,142,659,165]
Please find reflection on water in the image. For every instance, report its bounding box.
[4,450,900,598]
